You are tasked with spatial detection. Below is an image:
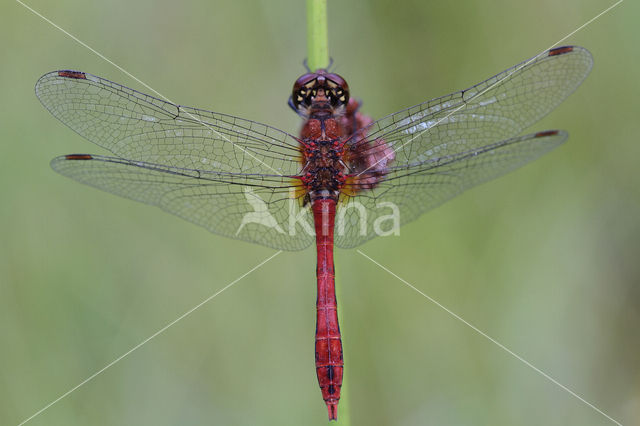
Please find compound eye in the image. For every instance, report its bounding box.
[324,73,350,107]
[292,73,318,109]
[334,87,348,103]
[327,86,349,108]
[299,87,317,106]
[295,88,307,105]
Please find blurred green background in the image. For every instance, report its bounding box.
[1,0,638,425]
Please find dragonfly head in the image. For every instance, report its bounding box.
[291,69,350,116]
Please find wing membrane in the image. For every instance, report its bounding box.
[40,46,591,250]
[334,46,591,248]
[36,71,302,176]
[353,46,592,164]
[336,130,567,248]
[52,155,314,251]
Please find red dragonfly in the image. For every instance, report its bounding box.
[36,46,592,420]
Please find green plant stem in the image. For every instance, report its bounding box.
[306,0,329,71]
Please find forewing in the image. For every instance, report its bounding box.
[335,130,567,248]
[36,71,302,176]
[353,46,592,165]
[52,155,315,251]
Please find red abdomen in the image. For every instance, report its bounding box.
[312,198,343,420]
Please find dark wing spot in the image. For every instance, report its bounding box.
[534,130,559,138]
[548,46,574,56]
[65,154,94,160]
[58,71,87,79]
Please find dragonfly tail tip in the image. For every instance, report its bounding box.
[326,401,338,421]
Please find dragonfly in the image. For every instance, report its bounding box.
[36,45,592,420]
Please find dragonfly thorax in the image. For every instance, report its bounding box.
[299,116,348,200]
[300,142,347,200]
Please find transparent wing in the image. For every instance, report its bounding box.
[36,71,302,176]
[335,130,567,248]
[51,154,315,251]
[39,47,591,251]
[334,46,592,248]
[352,46,592,164]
